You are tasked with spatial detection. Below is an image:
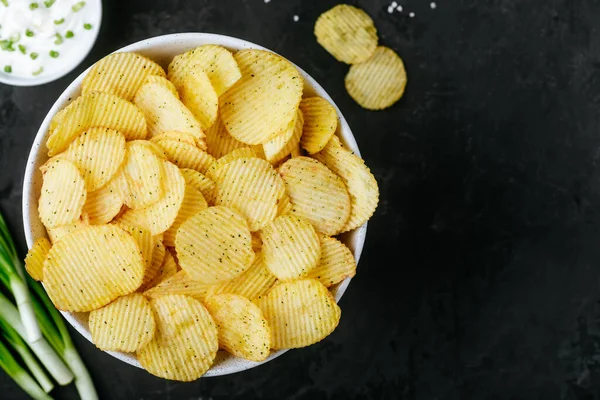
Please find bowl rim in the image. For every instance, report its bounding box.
[22,32,367,377]
[0,0,103,87]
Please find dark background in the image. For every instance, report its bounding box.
[1,0,599,398]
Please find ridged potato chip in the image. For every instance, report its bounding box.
[345,46,407,110]
[150,131,197,146]
[214,158,285,231]
[307,236,356,287]
[261,215,321,280]
[139,239,166,290]
[43,225,145,311]
[204,294,270,361]
[175,206,254,284]
[263,109,304,164]
[276,194,293,217]
[24,237,51,281]
[122,141,165,209]
[115,223,154,271]
[179,168,215,201]
[220,50,303,145]
[83,182,123,225]
[38,159,87,229]
[134,81,206,148]
[209,251,276,300]
[314,4,378,64]
[299,97,338,154]
[145,75,179,98]
[89,293,155,352]
[47,92,147,156]
[206,147,259,181]
[62,127,126,192]
[46,216,88,244]
[204,115,248,159]
[290,144,303,158]
[168,44,242,96]
[81,52,166,101]
[255,279,340,349]
[142,248,178,290]
[313,136,379,232]
[279,157,351,235]
[117,161,185,235]
[144,270,211,302]
[137,295,218,381]
[163,185,208,247]
[153,139,215,175]
[175,66,218,131]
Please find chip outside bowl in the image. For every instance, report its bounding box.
[22,33,367,377]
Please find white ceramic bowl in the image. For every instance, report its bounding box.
[22,33,367,377]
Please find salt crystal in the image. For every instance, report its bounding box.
[409,12,415,17]
[264,0,270,3]
[397,5,403,11]
[391,1,397,6]
[430,2,437,9]
[293,15,299,22]
[387,6,394,13]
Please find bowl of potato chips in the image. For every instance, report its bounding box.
[22,33,379,379]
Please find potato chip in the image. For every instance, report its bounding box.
[153,139,215,175]
[209,251,276,300]
[150,131,197,146]
[313,136,379,232]
[299,97,338,154]
[143,248,178,290]
[46,216,88,244]
[115,223,154,271]
[24,237,51,281]
[38,159,87,229]
[290,144,303,158]
[175,66,218,131]
[47,92,147,156]
[345,46,407,110]
[260,215,321,280]
[307,236,356,287]
[263,109,304,164]
[145,75,179,98]
[168,44,242,96]
[81,52,166,101]
[204,115,249,159]
[179,168,215,201]
[134,140,168,160]
[214,158,285,231]
[137,295,218,381]
[83,182,123,225]
[62,127,126,192]
[314,4,378,64]
[134,81,206,148]
[139,239,166,290]
[279,157,351,235]
[88,293,155,352]
[220,50,303,145]
[276,194,293,217]
[43,225,145,311]
[122,141,165,209]
[204,294,270,361]
[163,185,208,247]
[205,147,259,181]
[255,279,340,349]
[144,270,211,302]
[175,206,254,284]
[117,161,185,235]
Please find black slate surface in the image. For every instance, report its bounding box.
[1,0,599,398]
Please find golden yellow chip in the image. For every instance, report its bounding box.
[139,238,166,290]
[153,139,215,175]
[115,222,154,271]
[204,115,249,159]
[24,237,51,281]
[290,144,303,158]
[279,156,351,235]
[144,75,179,98]
[345,46,407,110]
[220,50,303,145]
[168,44,242,96]
[142,248,178,290]
[83,182,123,225]
[134,80,206,148]
[260,215,321,280]
[314,4,378,64]
[134,140,168,160]
[205,147,259,181]
[144,270,211,302]
[179,168,216,201]
[62,127,126,192]
[299,97,338,154]
[38,159,87,229]
[255,279,340,349]
[313,136,379,232]
[175,66,218,131]
[117,161,185,235]
[137,295,218,381]
[122,141,165,209]
[150,131,197,146]
[47,92,147,156]
[209,250,276,300]
[88,293,155,352]
[276,194,293,217]
[43,225,145,311]
[204,294,270,361]
[163,185,208,247]
[307,236,356,287]
[46,216,88,244]
[214,158,285,231]
[81,52,166,101]
[263,109,304,164]
[175,206,254,285]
